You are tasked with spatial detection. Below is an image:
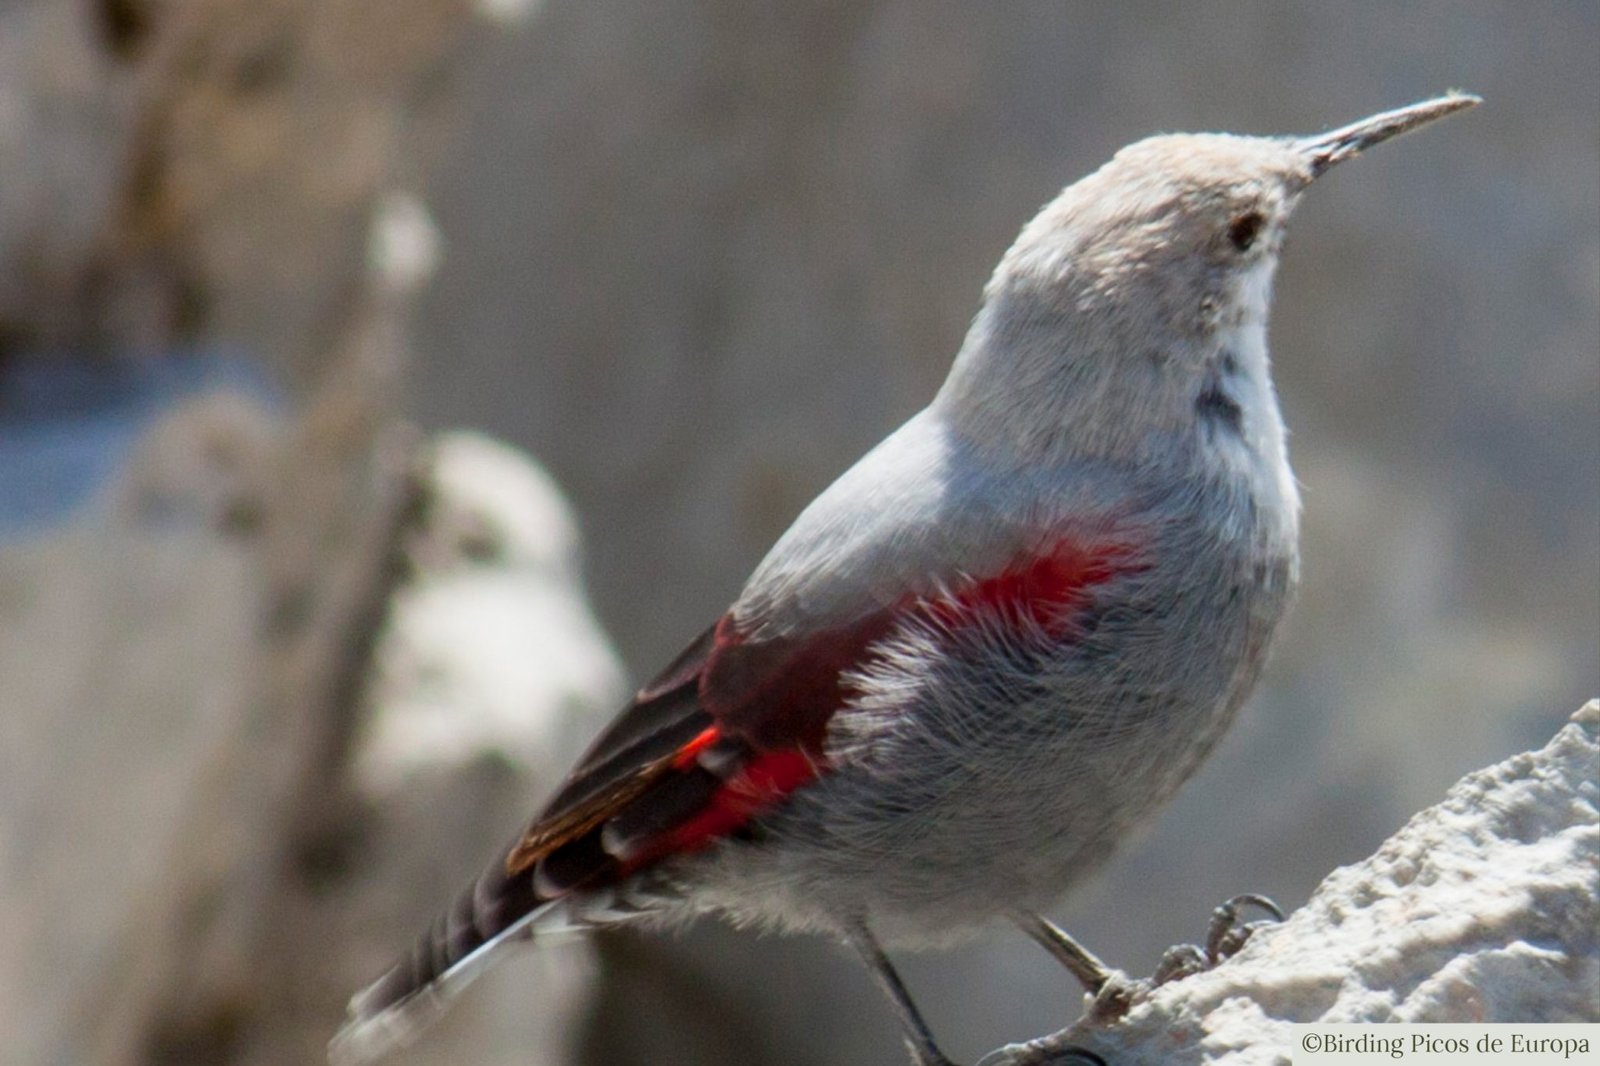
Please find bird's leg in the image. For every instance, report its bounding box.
[1013,912,1109,991]
[1012,912,1134,1019]
[844,921,959,1066]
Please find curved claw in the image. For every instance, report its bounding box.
[1150,942,1207,985]
[1151,892,1288,987]
[1204,893,1286,966]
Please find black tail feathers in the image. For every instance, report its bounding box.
[329,861,554,1065]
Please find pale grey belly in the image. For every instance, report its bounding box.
[685,549,1296,945]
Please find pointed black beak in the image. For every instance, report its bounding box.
[1301,94,1481,177]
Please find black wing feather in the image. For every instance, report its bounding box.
[506,624,717,873]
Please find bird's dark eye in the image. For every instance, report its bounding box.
[1228,211,1264,252]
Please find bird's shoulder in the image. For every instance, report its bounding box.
[732,409,1143,640]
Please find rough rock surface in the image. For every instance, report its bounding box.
[0,3,505,1063]
[0,385,281,1066]
[261,431,625,1066]
[351,432,625,792]
[984,701,1600,1065]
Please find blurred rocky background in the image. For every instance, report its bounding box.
[0,2,1594,1065]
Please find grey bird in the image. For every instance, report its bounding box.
[331,94,1479,1066]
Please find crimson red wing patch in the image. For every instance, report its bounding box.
[503,533,1137,892]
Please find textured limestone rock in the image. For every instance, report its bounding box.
[0,383,279,1066]
[983,701,1600,1065]
[351,432,626,792]
[0,3,498,1063]
[257,431,625,1066]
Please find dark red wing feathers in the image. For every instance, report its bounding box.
[620,747,822,871]
[701,611,901,750]
[504,625,717,878]
[504,535,1136,893]
[501,613,881,881]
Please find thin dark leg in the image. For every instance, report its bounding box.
[844,921,958,1066]
[1012,912,1111,994]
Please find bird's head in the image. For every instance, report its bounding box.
[938,95,1479,468]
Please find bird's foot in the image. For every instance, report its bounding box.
[1083,971,1138,1022]
[1151,893,1284,985]
[975,1039,1109,1066]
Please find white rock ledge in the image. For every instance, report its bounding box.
[985,700,1600,1066]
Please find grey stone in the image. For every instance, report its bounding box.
[985,701,1600,1065]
